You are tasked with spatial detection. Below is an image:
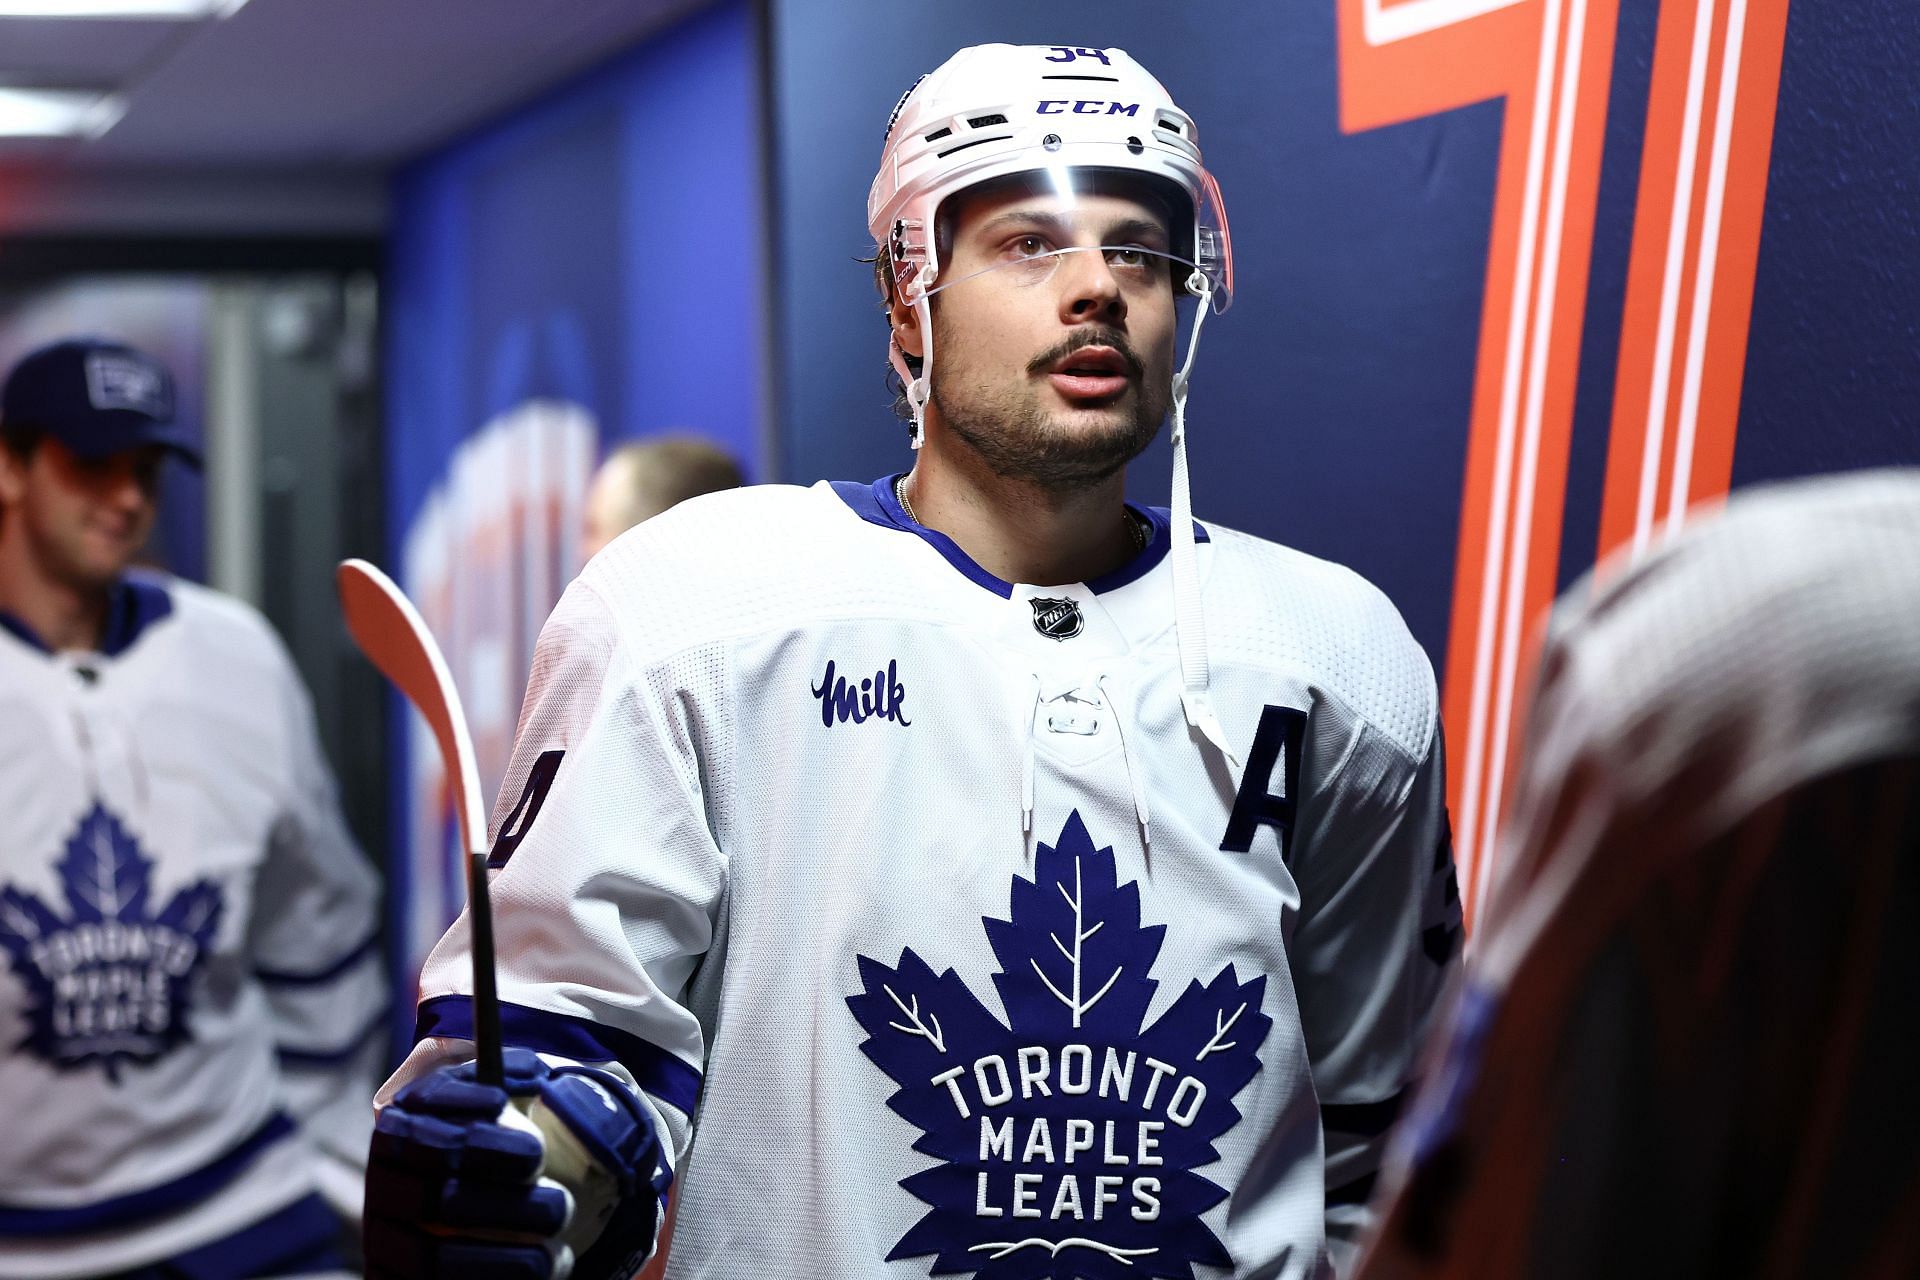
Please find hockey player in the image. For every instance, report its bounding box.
[366,44,1462,1280]
[1355,470,1920,1279]
[0,339,384,1278]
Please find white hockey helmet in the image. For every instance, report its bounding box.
[869,43,1233,314]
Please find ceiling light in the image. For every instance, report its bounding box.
[0,87,125,137]
[0,1,248,17]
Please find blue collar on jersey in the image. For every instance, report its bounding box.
[0,574,174,657]
[831,475,1208,599]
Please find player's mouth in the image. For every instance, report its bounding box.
[1043,345,1135,402]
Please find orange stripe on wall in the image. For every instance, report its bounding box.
[1341,0,1545,929]
[1685,0,1793,515]
[1598,0,1710,558]
[1598,0,1792,560]
[1338,3,1537,127]
[1486,0,1622,906]
[1441,40,1545,930]
[1662,0,1734,528]
[1339,0,1620,927]
[1663,96,1714,526]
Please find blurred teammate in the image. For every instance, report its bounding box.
[367,44,1460,1279]
[1358,469,1920,1279]
[579,436,743,563]
[0,339,383,1278]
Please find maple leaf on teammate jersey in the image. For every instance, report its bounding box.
[0,804,223,1081]
[847,811,1272,1278]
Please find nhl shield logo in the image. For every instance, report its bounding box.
[1029,597,1083,641]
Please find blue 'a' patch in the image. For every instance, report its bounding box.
[848,812,1271,1277]
[0,803,223,1082]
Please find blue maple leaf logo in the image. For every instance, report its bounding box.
[848,812,1272,1277]
[0,803,223,1082]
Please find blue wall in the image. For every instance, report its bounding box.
[386,0,766,551]
[1732,0,1920,487]
[381,0,765,1032]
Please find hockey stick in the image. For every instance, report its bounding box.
[336,558,503,1087]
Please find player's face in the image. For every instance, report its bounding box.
[912,179,1179,491]
[0,439,162,591]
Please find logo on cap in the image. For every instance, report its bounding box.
[1030,597,1084,641]
[85,353,170,420]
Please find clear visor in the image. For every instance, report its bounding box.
[912,158,1233,313]
[926,245,1224,316]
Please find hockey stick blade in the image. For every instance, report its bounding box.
[336,558,503,1086]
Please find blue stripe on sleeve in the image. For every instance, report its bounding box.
[415,995,703,1116]
[0,1113,295,1236]
[155,1192,345,1277]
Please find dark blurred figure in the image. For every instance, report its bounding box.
[0,339,380,1279]
[1359,469,1920,1280]
[579,435,744,562]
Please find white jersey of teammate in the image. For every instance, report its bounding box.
[0,574,384,1278]
[386,478,1462,1279]
[1358,469,1920,1279]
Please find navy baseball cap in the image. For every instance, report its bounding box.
[1,339,201,466]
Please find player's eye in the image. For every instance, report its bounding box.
[1008,234,1052,259]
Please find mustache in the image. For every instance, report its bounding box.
[1026,329,1145,380]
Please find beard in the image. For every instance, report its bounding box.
[930,324,1171,493]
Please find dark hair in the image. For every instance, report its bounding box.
[1,423,39,461]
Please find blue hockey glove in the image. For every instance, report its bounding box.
[364,1047,668,1280]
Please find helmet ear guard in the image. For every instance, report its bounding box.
[887,216,931,305]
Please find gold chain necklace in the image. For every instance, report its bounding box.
[894,475,1146,553]
[893,473,921,525]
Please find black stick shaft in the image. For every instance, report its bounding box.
[466,849,504,1086]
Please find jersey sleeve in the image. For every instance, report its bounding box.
[377,575,725,1248]
[1291,710,1463,1268]
[245,635,386,1218]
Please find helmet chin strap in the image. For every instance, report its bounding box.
[1169,272,1239,773]
[902,289,936,450]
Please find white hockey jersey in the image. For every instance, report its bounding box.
[386,478,1461,1279]
[0,574,384,1279]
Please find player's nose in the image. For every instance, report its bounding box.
[104,459,158,511]
[1057,249,1127,324]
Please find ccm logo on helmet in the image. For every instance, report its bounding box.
[1037,100,1142,117]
